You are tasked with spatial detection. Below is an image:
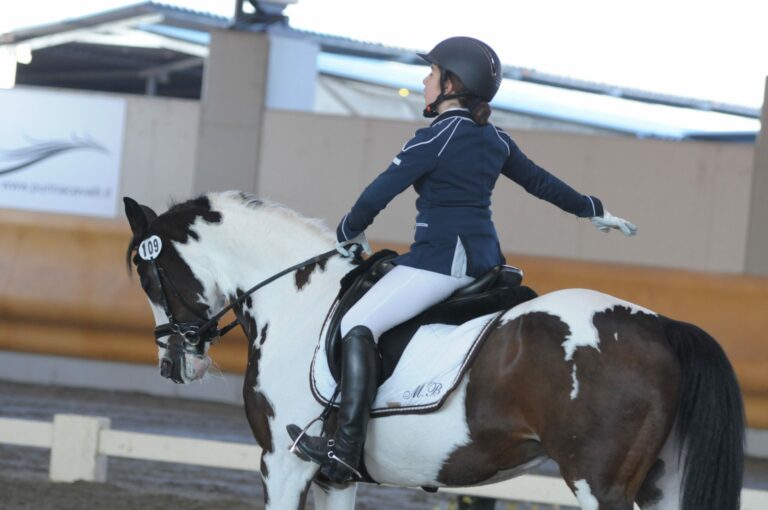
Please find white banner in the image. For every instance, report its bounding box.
[0,87,125,218]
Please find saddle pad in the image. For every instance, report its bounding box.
[310,309,502,417]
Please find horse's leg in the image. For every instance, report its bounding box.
[550,391,672,510]
[559,320,679,510]
[260,450,317,510]
[311,482,358,510]
[635,431,682,510]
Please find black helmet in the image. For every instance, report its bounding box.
[418,36,502,102]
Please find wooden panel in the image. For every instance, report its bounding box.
[0,213,766,427]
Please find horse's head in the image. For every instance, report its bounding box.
[123,196,224,384]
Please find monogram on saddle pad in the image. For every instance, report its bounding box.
[311,250,537,416]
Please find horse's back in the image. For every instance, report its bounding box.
[501,287,657,326]
[495,287,670,379]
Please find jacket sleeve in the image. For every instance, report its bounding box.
[499,130,603,218]
[337,127,443,242]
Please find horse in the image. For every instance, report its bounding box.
[123,191,744,510]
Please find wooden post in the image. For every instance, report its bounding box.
[49,414,111,482]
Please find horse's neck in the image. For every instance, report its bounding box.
[199,202,352,375]
[192,202,345,293]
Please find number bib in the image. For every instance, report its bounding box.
[139,235,163,261]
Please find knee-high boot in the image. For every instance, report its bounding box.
[287,325,381,482]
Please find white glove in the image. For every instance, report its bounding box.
[590,211,638,236]
[336,232,372,258]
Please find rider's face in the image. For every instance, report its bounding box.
[422,65,442,106]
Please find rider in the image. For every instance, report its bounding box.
[288,36,637,482]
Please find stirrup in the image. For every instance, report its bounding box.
[288,416,325,455]
[288,387,340,455]
[326,446,363,479]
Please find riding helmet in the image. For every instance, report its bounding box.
[418,36,502,102]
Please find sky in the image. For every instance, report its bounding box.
[1,0,767,109]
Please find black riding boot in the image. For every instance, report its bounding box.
[287,325,380,482]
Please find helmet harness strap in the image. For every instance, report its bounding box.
[423,68,472,118]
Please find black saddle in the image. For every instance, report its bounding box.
[324,250,537,383]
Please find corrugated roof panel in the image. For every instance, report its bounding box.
[317,53,760,141]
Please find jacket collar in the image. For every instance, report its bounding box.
[430,108,473,126]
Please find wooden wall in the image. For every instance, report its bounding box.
[1,212,766,427]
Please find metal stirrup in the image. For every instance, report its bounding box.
[288,387,341,454]
[327,451,363,479]
[288,415,324,454]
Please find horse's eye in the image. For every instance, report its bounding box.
[139,274,151,291]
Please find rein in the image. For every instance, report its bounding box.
[152,248,340,353]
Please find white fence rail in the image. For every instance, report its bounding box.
[1,414,767,509]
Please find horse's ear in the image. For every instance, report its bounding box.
[123,197,156,237]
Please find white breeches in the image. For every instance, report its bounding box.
[340,265,474,342]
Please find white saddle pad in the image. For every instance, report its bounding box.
[310,303,502,417]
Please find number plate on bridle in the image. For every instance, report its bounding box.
[139,235,163,261]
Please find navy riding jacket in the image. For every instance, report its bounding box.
[336,109,604,278]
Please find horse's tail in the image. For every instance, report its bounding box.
[660,316,745,510]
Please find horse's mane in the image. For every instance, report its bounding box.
[214,191,334,240]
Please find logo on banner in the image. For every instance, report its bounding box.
[0,136,106,177]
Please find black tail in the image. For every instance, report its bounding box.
[661,316,745,510]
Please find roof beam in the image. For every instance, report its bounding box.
[12,14,165,52]
[69,29,208,58]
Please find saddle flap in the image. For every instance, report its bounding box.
[324,250,398,381]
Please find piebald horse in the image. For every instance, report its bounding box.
[124,191,744,510]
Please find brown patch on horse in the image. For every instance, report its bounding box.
[295,260,327,290]
[261,456,270,507]
[437,312,564,485]
[240,311,276,454]
[244,380,276,453]
[549,307,679,501]
[438,307,679,502]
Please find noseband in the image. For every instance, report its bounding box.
[150,248,340,355]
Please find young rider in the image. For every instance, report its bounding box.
[289,36,637,482]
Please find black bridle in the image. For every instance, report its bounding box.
[151,248,340,354]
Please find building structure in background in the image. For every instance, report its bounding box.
[0,1,760,141]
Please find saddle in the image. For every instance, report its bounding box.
[323,250,538,384]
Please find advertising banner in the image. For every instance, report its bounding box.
[0,87,125,218]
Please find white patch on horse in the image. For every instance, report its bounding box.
[365,377,472,486]
[570,365,579,400]
[614,331,619,341]
[499,289,656,364]
[499,290,654,403]
[573,479,599,510]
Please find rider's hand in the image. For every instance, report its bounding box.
[336,233,372,258]
[590,211,638,237]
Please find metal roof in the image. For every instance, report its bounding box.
[0,1,761,141]
[319,53,760,141]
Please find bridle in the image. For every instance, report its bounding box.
[149,248,340,355]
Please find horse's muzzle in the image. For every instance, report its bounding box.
[159,338,211,384]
